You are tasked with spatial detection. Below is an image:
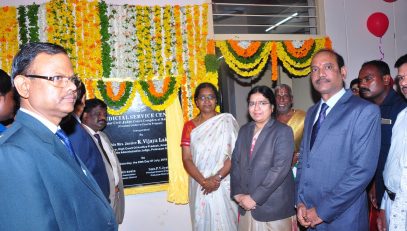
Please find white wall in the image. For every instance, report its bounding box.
[324,0,407,86]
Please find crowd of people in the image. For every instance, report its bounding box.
[0,42,406,231]
[182,49,407,231]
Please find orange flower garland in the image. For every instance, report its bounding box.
[228,40,262,58]
[0,6,18,73]
[207,39,215,55]
[106,81,127,101]
[147,77,171,98]
[283,39,314,59]
[270,42,278,81]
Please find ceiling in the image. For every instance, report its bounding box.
[212,0,317,34]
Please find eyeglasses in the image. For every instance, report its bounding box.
[396,74,406,81]
[197,95,216,101]
[25,74,80,88]
[248,101,270,107]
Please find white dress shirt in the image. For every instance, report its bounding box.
[313,88,346,124]
[383,107,407,230]
[83,124,120,186]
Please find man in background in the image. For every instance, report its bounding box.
[0,42,117,230]
[82,98,125,224]
[358,60,407,230]
[275,84,306,169]
[350,78,360,96]
[380,54,407,231]
[61,82,111,202]
[0,69,16,134]
[296,49,381,230]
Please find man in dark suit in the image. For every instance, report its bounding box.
[82,98,125,225]
[358,60,407,227]
[0,42,117,230]
[61,82,110,202]
[296,49,381,230]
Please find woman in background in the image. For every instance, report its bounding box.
[181,82,239,231]
[231,85,295,231]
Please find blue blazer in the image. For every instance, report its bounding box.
[296,91,381,230]
[61,116,110,201]
[0,111,117,230]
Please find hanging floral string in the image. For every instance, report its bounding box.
[0,6,19,74]
[46,0,76,59]
[98,1,112,78]
[73,0,103,80]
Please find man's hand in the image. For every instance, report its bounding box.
[377,209,387,231]
[238,195,256,210]
[297,203,311,228]
[369,182,378,209]
[307,207,323,228]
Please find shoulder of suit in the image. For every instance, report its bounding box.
[0,122,26,145]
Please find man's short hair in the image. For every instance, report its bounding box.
[275,84,293,98]
[11,42,67,79]
[0,69,12,96]
[350,78,359,87]
[75,81,86,106]
[395,54,407,68]
[361,60,390,77]
[84,98,107,113]
[313,49,345,69]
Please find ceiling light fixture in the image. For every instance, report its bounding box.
[265,12,298,32]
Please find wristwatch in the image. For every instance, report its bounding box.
[217,174,223,181]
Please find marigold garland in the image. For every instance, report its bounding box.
[217,40,271,77]
[0,6,18,74]
[106,81,127,101]
[74,0,102,80]
[46,0,76,59]
[228,40,262,58]
[136,76,182,111]
[283,39,314,59]
[270,42,278,81]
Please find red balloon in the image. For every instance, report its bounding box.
[383,0,396,2]
[367,12,389,37]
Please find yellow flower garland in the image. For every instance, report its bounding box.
[163,5,172,76]
[91,79,138,115]
[217,40,272,70]
[0,6,18,74]
[276,38,326,76]
[46,0,77,65]
[153,6,164,78]
[135,76,182,111]
[217,41,271,77]
[73,0,102,80]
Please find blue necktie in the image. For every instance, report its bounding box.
[56,129,81,166]
[310,103,329,149]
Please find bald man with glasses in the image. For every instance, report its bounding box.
[0,42,117,230]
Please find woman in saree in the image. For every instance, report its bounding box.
[181,82,239,231]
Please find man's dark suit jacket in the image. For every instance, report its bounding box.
[296,91,381,230]
[61,116,110,201]
[0,111,117,230]
[374,89,407,207]
[231,118,295,222]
